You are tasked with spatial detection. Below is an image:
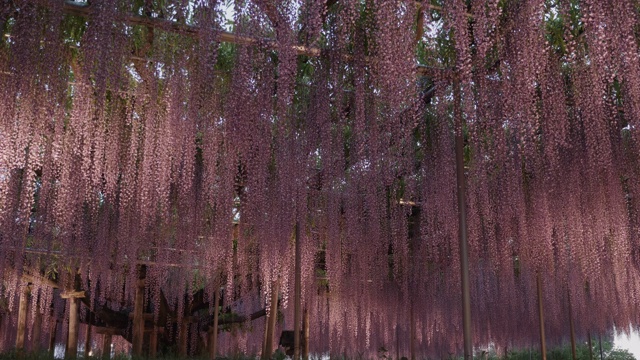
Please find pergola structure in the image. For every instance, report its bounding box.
[2,0,640,359]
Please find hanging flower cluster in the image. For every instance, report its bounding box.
[2,0,640,356]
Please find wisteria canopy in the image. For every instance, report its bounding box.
[1,0,640,357]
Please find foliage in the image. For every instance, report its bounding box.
[485,339,637,360]
[0,350,266,360]
[4,0,640,356]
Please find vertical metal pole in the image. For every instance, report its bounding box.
[537,273,547,360]
[568,291,576,360]
[294,221,302,360]
[454,75,473,360]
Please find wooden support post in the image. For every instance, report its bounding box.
[179,320,189,357]
[149,327,158,359]
[568,291,576,360]
[588,332,594,360]
[537,273,547,360]
[410,303,416,360]
[102,334,112,360]
[303,307,309,360]
[32,307,43,352]
[396,325,400,360]
[209,288,220,359]
[96,327,119,359]
[261,299,269,358]
[454,74,473,360]
[263,280,279,359]
[262,312,269,358]
[49,316,58,354]
[132,279,145,356]
[61,290,85,359]
[84,314,93,357]
[66,297,79,358]
[415,3,424,46]
[598,335,604,360]
[294,222,302,360]
[15,285,29,351]
[207,329,216,359]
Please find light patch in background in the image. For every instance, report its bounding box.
[614,327,640,359]
[221,2,235,31]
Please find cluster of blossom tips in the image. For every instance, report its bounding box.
[1,0,639,356]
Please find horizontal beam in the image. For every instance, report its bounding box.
[60,1,455,72]
[201,308,267,330]
[128,313,155,320]
[62,1,321,57]
[2,3,450,77]
[95,327,123,335]
[22,273,60,289]
[60,290,86,299]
